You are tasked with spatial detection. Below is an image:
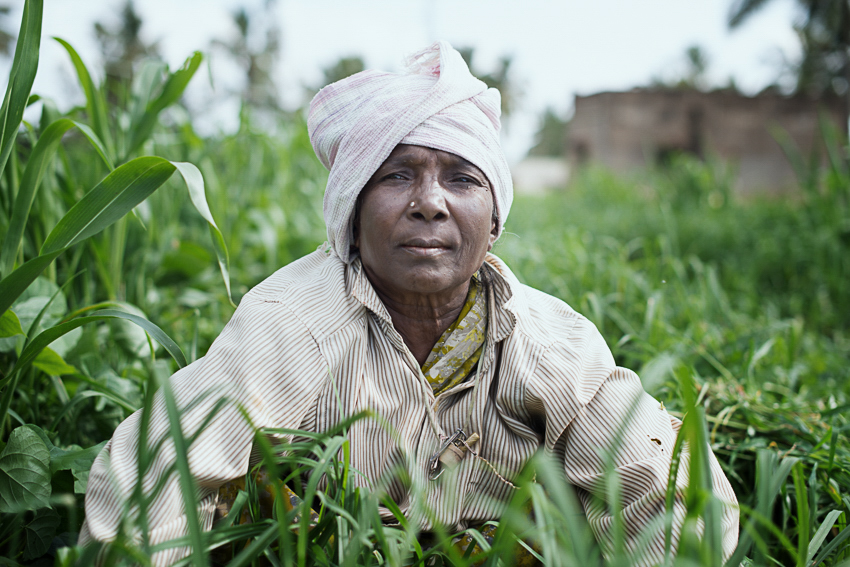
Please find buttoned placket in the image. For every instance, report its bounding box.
[348,257,519,523]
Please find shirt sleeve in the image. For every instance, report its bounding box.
[526,315,739,566]
[79,296,329,565]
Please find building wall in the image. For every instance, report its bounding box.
[567,89,847,194]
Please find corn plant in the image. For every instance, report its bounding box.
[0,1,231,561]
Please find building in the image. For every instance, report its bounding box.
[567,88,848,194]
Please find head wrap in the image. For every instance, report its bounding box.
[307,41,513,263]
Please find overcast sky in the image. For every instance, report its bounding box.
[6,0,801,162]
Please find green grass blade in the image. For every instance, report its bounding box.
[825,426,839,475]
[742,451,800,564]
[695,408,724,564]
[171,161,233,305]
[125,52,202,159]
[663,421,687,564]
[0,0,42,177]
[807,509,842,565]
[52,37,113,161]
[40,156,176,254]
[793,461,810,567]
[225,523,278,567]
[811,522,850,566]
[156,370,208,567]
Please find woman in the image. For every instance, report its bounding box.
[81,42,738,565]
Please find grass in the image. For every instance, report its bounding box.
[0,1,849,565]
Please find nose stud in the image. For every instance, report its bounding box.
[409,201,415,208]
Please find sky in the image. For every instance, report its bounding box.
[5,0,802,163]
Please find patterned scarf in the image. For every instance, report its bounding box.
[421,276,488,395]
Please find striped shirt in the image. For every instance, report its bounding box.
[80,248,739,565]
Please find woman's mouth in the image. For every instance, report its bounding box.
[400,239,451,256]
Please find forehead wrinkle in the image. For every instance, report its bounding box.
[386,154,428,168]
[438,152,478,171]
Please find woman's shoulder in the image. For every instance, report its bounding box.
[247,247,342,296]
[485,254,585,347]
[240,247,366,340]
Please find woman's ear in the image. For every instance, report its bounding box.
[487,219,497,251]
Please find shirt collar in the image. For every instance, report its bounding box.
[347,256,395,325]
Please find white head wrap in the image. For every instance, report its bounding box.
[307,41,513,263]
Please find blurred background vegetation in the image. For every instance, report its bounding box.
[0,0,848,565]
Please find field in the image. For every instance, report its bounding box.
[1,2,849,565]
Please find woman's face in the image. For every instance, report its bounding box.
[354,144,497,302]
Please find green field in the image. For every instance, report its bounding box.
[1,2,849,565]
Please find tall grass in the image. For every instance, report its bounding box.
[0,1,848,565]
[497,152,850,566]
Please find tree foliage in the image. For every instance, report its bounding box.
[93,0,161,103]
[528,107,568,157]
[729,0,849,117]
[211,1,282,113]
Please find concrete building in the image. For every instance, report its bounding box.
[567,88,847,194]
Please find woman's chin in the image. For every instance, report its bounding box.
[376,266,472,300]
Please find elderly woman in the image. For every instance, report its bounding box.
[80,42,738,565]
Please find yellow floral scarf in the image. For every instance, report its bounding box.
[421,276,488,395]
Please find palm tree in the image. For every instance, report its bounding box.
[93,1,161,103]
[210,2,281,113]
[729,0,849,124]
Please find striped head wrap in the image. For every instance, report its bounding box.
[307,41,513,263]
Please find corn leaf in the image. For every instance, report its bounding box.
[11,309,186,380]
[0,118,113,278]
[125,51,203,159]
[0,0,42,177]
[0,158,173,316]
[172,161,233,305]
[41,156,175,254]
[0,156,229,318]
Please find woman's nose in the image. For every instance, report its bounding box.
[408,175,449,221]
